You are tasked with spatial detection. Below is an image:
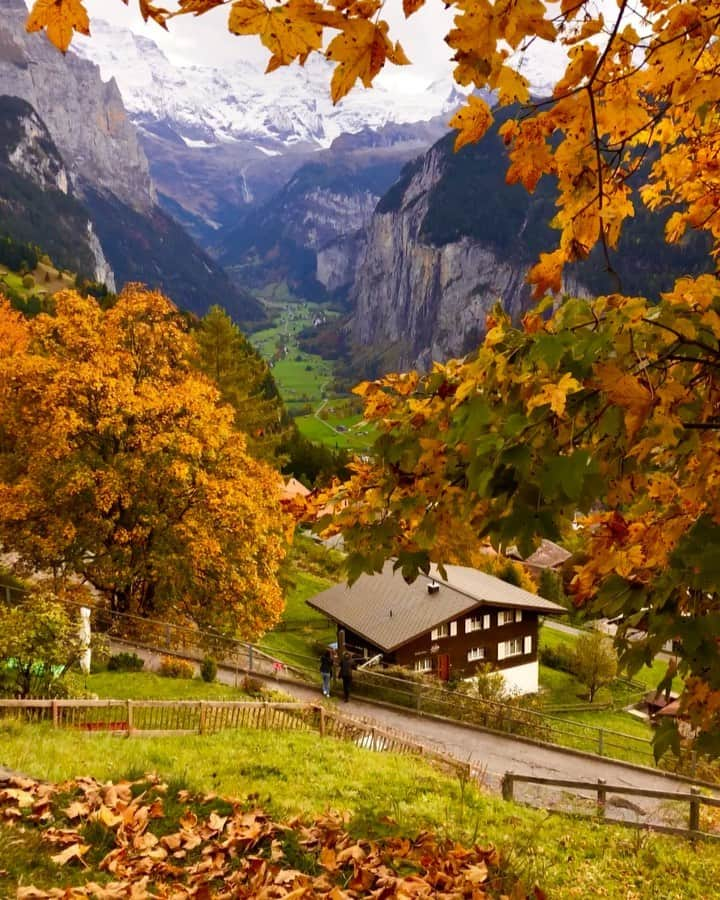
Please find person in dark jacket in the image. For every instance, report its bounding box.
[340,651,353,702]
[319,649,333,697]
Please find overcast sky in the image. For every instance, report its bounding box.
[74,1,625,96]
[82,0,458,86]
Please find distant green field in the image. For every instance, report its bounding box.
[249,294,373,452]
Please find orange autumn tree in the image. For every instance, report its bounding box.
[26,3,720,754]
[0,288,291,639]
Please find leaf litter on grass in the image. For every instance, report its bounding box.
[2,773,527,898]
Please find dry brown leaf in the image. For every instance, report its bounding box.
[50,842,90,866]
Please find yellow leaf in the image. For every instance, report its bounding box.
[495,65,530,105]
[449,96,493,152]
[526,372,581,416]
[528,248,564,297]
[327,20,392,104]
[26,0,89,53]
[229,0,325,66]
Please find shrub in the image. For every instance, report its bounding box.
[22,274,35,289]
[241,675,264,696]
[107,652,144,672]
[538,643,575,674]
[200,656,217,683]
[158,655,195,679]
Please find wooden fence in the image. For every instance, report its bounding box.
[0,699,476,784]
[0,699,319,736]
[501,772,720,841]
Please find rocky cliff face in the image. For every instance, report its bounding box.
[0,95,114,285]
[0,0,154,212]
[0,0,263,320]
[219,119,448,297]
[344,112,709,372]
[346,139,551,370]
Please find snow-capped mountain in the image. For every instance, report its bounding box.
[73,21,462,151]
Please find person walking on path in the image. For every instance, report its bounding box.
[319,649,333,697]
[340,651,353,702]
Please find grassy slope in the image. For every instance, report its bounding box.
[249,296,372,452]
[259,570,336,667]
[85,671,260,701]
[538,625,687,750]
[0,721,718,898]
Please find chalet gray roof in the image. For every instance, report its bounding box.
[307,561,565,652]
[508,539,571,570]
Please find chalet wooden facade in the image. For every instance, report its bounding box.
[307,562,565,694]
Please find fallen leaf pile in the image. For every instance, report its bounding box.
[0,774,533,898]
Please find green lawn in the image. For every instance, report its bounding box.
[536,624,687,757]
[294,411,373,451]
[249,297,373,452]
[1,721,719,898]
[85,670,259,701]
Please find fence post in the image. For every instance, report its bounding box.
[51,700,58,729]
[416,687,422,715]
[596,779,606,817]
[501,772,514,802]
[598,729,604,756]
[248,645,254,672]
[689,787,701,834]
[127,700,133,736]
[199,701,206,735]
[318,705,325,737]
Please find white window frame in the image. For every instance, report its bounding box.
[523,635,532,654]
[431,623,450,640]
[498,610,517,626]
[466,613,491,633]
[413,656,432,673]
[467,647,486,662]
[497,637,524,660]
[450,620,458,637]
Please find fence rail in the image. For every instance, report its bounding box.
[0,698,478,785]
[18,599,666,771]
[501,772,720,841]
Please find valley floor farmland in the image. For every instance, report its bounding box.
[249,290,372,452]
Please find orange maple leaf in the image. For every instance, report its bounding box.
[26,0,89,53]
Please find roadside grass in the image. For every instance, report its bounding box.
[1,721,719,898]
[85,671,257,701]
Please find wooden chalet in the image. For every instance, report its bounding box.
[307,561,565,695]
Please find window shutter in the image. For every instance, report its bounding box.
[483,613,491,630]
[524,635,532,654]
[431,628,438,641]
[450,621,457,637]
[515,610,523,623]
[497,641,506,661]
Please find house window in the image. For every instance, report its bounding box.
[466,613,491,633]
[414,656,432,673]
[497,638,524,660]
[431,623,450,640]
[498,610,522,626]
[467,647,486,662]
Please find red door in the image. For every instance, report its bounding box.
[438,654,450,681]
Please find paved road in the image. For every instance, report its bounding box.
[114,642,718,829]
